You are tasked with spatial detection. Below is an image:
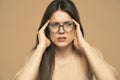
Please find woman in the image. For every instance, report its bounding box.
[14,0,118,80]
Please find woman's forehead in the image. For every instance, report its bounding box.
[50,10,72,23]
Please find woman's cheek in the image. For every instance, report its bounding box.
[50,34,57,43]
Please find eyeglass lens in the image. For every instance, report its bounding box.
[48,21,75,33]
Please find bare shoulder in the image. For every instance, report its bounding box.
[91,46,119,80]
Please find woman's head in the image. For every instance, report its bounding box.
[38,0,84,42]
[49,10,76,48]
[35,0,85,80]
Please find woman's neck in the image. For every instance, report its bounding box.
[55,43,74,59]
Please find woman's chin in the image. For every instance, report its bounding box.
[54,42,72,48]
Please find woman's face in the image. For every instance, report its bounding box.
[49,10,76,48]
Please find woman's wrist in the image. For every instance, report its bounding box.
[78,40,90,50]
[78,41,94,56]
[36,44,47,54]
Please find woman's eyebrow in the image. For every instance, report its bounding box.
[63,21,73,23]
[50,22,59,24]
[50,21,72,24]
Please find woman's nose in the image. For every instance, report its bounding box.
[58,26,65,34]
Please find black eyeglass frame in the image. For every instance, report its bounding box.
[48,21,76,33]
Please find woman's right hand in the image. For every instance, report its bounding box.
[14,20,51,80]
[37,20,51,49]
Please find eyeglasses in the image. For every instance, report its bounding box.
[48,21,76,33]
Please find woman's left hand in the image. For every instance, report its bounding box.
[72,19,88,50]
[72,19,118,80]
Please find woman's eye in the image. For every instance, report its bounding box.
[51,24,59,28]
[66,23,73,26]
[68,23,73,26]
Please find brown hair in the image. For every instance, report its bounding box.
[33,0,84,80]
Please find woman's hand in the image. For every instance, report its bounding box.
[72,19,118,80]
[37,20,51,48]
[72,19,88,50]
[14,21,51,80]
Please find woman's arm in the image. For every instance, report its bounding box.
[72,19,118,80]
[14,45,46,80]
[83,43,118,80]
[14,20,51,80]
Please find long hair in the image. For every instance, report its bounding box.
[33,0,84,80]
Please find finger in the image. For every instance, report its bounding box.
[39,20,50,32]
[72,19,80,31]
[72,19,83,38]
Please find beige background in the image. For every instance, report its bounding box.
[0,0,120,80]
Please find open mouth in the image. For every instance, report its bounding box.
[57,37,66,42]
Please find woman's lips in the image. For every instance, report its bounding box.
[57,37,66,42]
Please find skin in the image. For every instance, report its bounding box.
[49,11,90,79]
[49,10,76,58]
[14,10,118,80]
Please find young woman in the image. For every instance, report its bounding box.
[14,0,118,80]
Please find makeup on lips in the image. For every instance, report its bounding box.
[57,37,66,42]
